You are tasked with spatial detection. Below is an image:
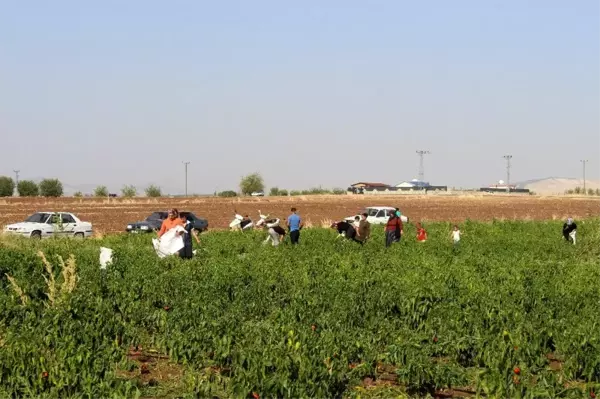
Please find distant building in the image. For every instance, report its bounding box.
[395,179,430,188]
[350,182,390,189]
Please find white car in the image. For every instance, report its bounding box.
[344,206,409,225]
[251,191,265,197]
[3,212,93,239]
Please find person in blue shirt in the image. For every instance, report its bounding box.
[286,207,303,244]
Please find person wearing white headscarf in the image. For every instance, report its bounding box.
[562,217,577,245]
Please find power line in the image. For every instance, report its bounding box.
[183,161,190,197]
[416,150,430,182]
[502,155,512,191]
[580,159,588,194]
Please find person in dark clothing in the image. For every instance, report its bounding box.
[178,214,200,259]
[385,211,403,247]
[332,220,357,240]
[562,217,577,245]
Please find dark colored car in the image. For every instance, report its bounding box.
[126,211,208,233]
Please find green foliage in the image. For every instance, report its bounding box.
[17,180,39,197]
[145,185,162,197]
[269,187,280,196]
[0,176,15,197]
[278,189,289,196]
[332,187,346,195]
[588,188,595,196]
[574,186,582,194]
[121,185,137,198]
[73,191,83,198]
[39,178,64,197]
[218,190,237,198]
[289,190,302,196]
[239,173,264,195]
[0,220,599,398]
[94,186,109,197]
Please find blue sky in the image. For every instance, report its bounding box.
[1,1,598,194]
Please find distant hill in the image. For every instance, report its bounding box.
[515,177,600,195]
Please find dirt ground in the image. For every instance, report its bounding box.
[0,194,598,234]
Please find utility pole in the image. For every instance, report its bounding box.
[416,150,430,182]
[581,159,588,194]
[183,161,190,196]
[13,170,19,196]
[502,155,512,192]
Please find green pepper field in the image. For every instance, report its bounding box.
[1,220,599,398]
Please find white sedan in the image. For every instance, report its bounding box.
[3,212,93,239]
[345,206,409,225]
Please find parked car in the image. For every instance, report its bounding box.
[3,212,93,239]
[126,211,208,233]
[251,191,265,197]
[344,206,409,225]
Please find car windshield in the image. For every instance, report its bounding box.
[147,212,167,221]
[365,208,380,217]
[25,213,51,223]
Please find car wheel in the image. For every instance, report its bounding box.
[74,232,85,239]
[31,231,42,239]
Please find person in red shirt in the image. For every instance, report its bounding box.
[416,222,427,242]
[385,212,403,247]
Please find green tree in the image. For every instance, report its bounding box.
[218,190,237,197]
[0,176,15,197]
[39,178,63,197]
[596,188,600,196]
[574,186,582,194]
[121,185,137,198]
[145,185,162,197]
[278,189,288,196]
[17,180,39,197]
[94,186,109,197]
[588,188,595,196]
[73,191,83,198]
[269,187,280,196]
[239,173,265,195]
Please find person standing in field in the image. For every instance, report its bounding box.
[262,218,286,246]
[158,209,184,238]
[451,225,461,247]
[287,207,303,245]
[416,222,427,242]
[178,214,200,259]
[562,217,577,245]
[355,213,371,245]
[385,211,403,247]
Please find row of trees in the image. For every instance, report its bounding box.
[217,173,345,197]
[77,185,163,198]
[565,187,600,196]
[0,177,63,197]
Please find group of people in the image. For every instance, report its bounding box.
[155,207,579,258]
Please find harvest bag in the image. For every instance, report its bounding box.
[152,226,185,258]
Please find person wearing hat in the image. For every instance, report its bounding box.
[562,217,577,245]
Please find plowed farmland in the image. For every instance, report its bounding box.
[0,195,598,233]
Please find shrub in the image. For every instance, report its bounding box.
[588,188,595,196]
[73,191,83,198]
[121,185,137,198]
[218,190,237,198]
[145,185,162,197]
[39,178,63,197]
[278,189,289,196]
[17,180,39,197]
[332,187,346,195]
[239,173,265,195]
[94,186,109,197]
[0,176,15,197]
[269,187,280,196]
[574,186,582,194]
[290,190,302,196]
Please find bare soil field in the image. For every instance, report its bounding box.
[0,195,598,234]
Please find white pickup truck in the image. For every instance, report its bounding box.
[3,212,93,239]
[344,206,409,225]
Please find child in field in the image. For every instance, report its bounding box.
[416,222,427,242]
[451,225,461,247]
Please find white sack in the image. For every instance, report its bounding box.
[99,247,113,269]
[152,226,185,258]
